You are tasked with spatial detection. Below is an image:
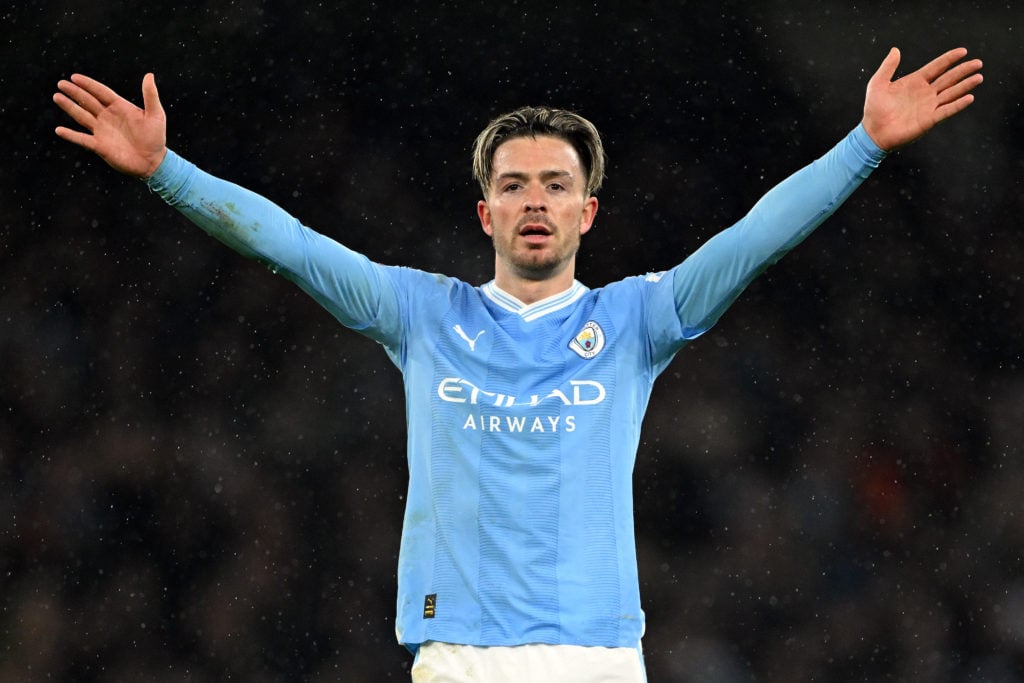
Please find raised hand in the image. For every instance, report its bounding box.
[861,47,983,152]
[53,73,167,178]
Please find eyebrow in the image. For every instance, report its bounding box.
[494,169,575,185]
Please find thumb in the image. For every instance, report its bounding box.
[870,47,901,86]
[141,73,164,117]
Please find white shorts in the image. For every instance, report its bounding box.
[410,641,647,683]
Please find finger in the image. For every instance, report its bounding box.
[69,73,124,107]
[870,47,901,85]
[933,93,976,125]
[56,78,104,116]
[141,73,164,117]
[936,73,984,108]
[54,125,98,151]
[52,91,96,130]
[930,58,983,95]
[916,47,970,83]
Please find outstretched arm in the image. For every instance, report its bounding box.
[52,72,402,344]
[53,73,167,177]
[861,47,983,151]
[666,46,982,344]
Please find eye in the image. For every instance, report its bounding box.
[502,182,522,193]
[548,182,565,192]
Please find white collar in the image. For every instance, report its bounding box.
[481,280,588,322]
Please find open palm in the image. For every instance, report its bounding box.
[53,73,167,178]
[862,47,983,151]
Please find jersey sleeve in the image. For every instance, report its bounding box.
[144,150,404,349]
[666,123,886,341]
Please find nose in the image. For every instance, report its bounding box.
[523,185,547,212]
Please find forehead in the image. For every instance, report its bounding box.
[491,135,583,176]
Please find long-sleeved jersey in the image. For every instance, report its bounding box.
[145,125,885,651]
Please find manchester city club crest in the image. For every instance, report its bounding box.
[569,321,606,359]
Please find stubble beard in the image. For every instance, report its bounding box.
[493,231,580,282]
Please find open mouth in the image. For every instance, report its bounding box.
[518,224,553,245]
[517,215,555,242]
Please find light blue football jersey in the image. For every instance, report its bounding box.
[146,125,885,651]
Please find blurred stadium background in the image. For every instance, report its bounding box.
[3,1,1022,680]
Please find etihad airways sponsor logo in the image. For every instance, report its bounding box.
[436,377,606,407]
[461,413,576,433]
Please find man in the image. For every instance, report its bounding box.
[53,46,982,682]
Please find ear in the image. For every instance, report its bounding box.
[477,200,494,237]
[579,196,599,236]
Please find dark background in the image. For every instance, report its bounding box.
[3,1,1023,680]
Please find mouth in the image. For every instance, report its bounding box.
[517,219,554,244]
[520,224,551,235]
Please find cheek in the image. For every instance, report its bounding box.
[487,209,514,236]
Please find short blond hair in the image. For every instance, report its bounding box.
[471,106,606,198]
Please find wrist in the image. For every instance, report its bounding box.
[141,147,169,179]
